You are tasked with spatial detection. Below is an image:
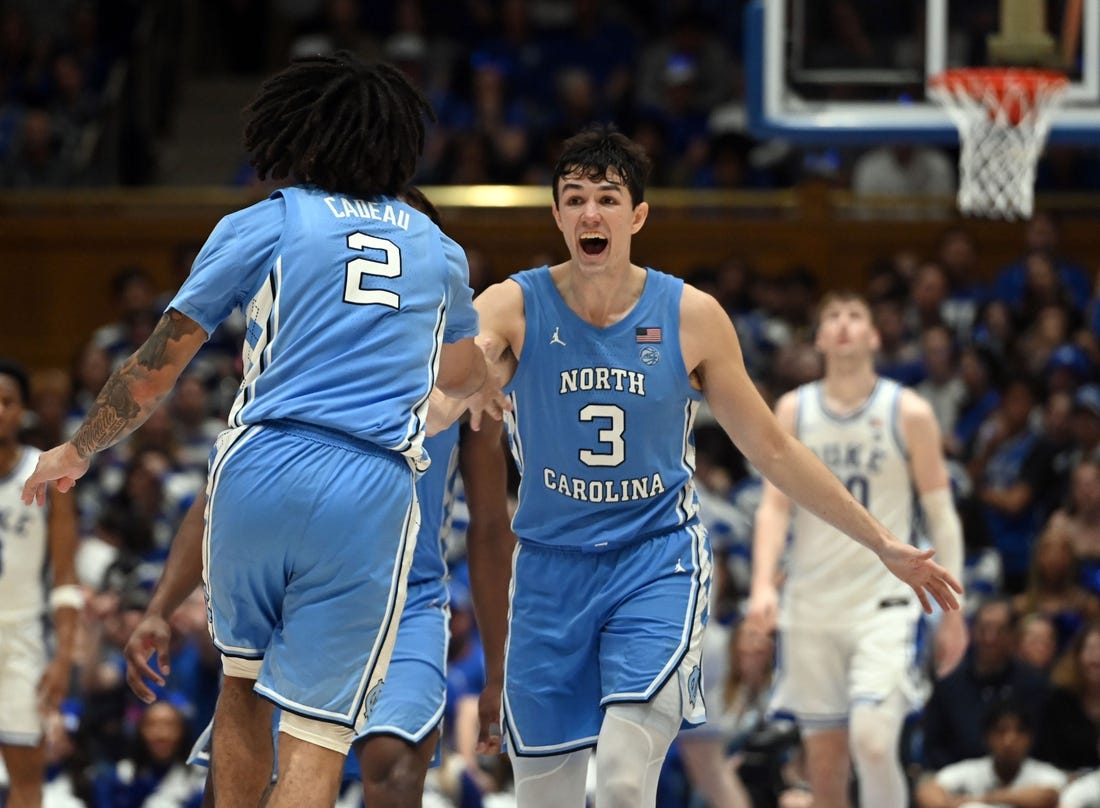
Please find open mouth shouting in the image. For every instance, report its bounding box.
[580,232,608,256]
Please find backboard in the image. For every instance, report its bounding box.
[745,0,1100,144]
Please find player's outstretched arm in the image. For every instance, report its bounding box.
[681,286,962,614]
[23,309,208,505]
[460,418,516,755]
[901,390,968,675]
[747,392,798,633]
[124,490,207,703]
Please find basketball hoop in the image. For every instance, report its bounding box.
[928,68,1069,220]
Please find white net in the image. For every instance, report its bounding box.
[928,68,1069,220]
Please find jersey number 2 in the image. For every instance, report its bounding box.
[343,232,401,308]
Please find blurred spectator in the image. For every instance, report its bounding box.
[0,107,77,187]
[24,366,73,450]
[75,506,155,592]
[89,268,160,368]
[951,345,1001,460]
[1045,343,1095,397]
[287,0,381,62]
[91,700,205,808]
[920,599,1049,770]
[914,700,1065,808]
[851,145,956,197]
[1017,304,1078,380]
[40,698,96,807]
[907,261,953,336]
[1013,253,1083,329]
[915,324,966,446]
[873,294,923,384]
[1016,613,1060,675]
[972,299,1018,363]
[1048,456,1100,593]
[1035,622,1100,772]
[992,211,1092,314]
[636,10,729,114]
[548,0,637,118]
[968,376,1051,591]
[678,620,791,808]
[167,373,224,474]
[937,227,985,337]
[1060,739,1100,807]
[1013,524,1099,650]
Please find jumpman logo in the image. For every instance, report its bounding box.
[674,558,686,573]
[550,326,566,346]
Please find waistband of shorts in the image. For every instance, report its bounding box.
[264,419,406,466]
[518,517,701,555]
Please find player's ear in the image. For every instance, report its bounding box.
[551,202,564,233]
[631,201,649,234]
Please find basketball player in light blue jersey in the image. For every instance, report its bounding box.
[23,53,502,808]
[446,126,963,808]
[749,291,968,808]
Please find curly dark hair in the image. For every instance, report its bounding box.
[551,124,652,207]
[242,51,435,198]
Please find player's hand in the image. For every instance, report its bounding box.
[746,584,779,633]
[22,443,89,506]
[475,680,504,755]
[36,657,71,716]
[124,613,173,703]
[879,543,963,614]
[934,609,969,678]
[466,377,511,432]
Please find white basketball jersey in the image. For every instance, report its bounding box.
[0,447,49,622]
[782,379,917,626]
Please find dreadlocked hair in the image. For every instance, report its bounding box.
[243,51,435,198]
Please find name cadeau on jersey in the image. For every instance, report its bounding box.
[322,195,412,230]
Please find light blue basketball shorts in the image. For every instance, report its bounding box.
[358,577,449,743]
[188,577,449,767]
[203,421,419,731]
[503,523,711,756]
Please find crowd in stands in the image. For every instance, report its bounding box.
[3,0,1099,192]
[3,208,1100,807]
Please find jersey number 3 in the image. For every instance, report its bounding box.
[343,232,401,308]
[578,404,625,467]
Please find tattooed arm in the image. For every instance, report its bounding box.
[22,310,208,506]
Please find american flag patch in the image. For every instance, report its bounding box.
[635,326,662,343]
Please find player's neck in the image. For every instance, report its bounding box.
[0,441,22,477]
[554,262,646,328]
[821,362,877,408]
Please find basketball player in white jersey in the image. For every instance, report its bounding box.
[0,359,81,808]
[749,292,968,808]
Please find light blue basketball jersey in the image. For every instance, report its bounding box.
[170,185,478,460]
[410,423,460,586]
[504,266,703,552]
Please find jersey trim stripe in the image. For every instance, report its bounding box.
[395,297,445,456]
[888,383,909,460]
[675,399,700,525]
[814,378,885,424]
[203,424,264,657]
[230,264,280,428]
